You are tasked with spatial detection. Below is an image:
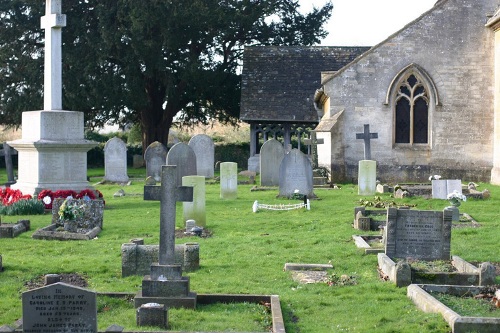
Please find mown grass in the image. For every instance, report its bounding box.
[0,169,499,332]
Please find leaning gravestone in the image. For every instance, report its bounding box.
[220,162,238,199]
[166,142,197,187]
[144,141,168,183]
[22,282,97,333]
[260,139,285,187]
[278,149,314,198]
[188,134,214,178]
[104,137,129,183]
[384,207,452,260]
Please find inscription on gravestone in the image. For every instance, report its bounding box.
[22,282,97,333]
[384,208,452,260]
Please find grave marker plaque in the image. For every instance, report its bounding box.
[384,208,452,260]
[22,282,97,333]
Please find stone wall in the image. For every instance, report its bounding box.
[318,0,498,183]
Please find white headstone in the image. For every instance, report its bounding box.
[260,139,285,186]
[220,162,237,199]
[278,149,314,198]
[188,134,214,178]
[182,176,206,227]
[358,160,377,196]
[144,141,168,182]
[104,137,129,183]
[432,179,462,199]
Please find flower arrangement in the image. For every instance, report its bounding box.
[0,188,32,206]
[428,175,442,181]
[38,189,104,210]
[446,190,467,207]
[58,197,87,221]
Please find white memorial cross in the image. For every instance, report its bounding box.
[40,0,66,110]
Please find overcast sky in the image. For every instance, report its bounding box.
[298,0,437,46]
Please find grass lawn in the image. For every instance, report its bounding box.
[0,168,499,332]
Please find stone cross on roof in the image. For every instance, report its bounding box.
[40,0,66,110]
[356,124,378,160]
[145,165,193,265]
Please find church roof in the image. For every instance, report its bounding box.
[240,46,370,123]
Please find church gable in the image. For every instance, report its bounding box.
[319,0,499,182]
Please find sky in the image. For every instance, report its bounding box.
[298,0,438,46]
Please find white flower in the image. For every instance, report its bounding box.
[447,190,467,202]
[294,189,300,194]
[66,195,74,200]
[42,196,52,205]
[429,175,442,181]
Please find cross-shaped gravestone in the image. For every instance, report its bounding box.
[40,0,66,110]
[144,165,193,265]
[0,143,17,185]
[355,124,378,160]
[303,132,324,169]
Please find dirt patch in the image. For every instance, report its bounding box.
[24,273,88,290]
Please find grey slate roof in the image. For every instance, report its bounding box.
[240,46,370,123]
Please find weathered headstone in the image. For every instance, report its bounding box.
[104,137,129,183]
[166,142,197,187]
[188,134,214,178]
[355,124,378,160]
[0,143,17,186]
[144,141,168,183]
[22,282,97,333]
[136,165,196,309]
[431,179,462,199]
[220,162,238,199]
[303,132,324,169]
[278,149,314,198]
[384,208,453,260]
[51,198,104,229]
[260,139,285,186]
[182,176,206,227]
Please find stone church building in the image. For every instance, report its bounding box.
[315,0,500,183]
[241,0,500,184]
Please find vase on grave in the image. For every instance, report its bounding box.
[63,220,78,233]
[445,205,460,222]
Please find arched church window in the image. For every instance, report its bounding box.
[395,74,429,144]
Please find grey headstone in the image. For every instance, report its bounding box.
[432,179,462,199]
[51,198,104,229]
[104,137,129,183]
[355,124,378,160]
[260,139,285,186]
[22,282,97,333]
[144,141,168,182]
[278,149,314,198]
[188,134,214,178]
[166,142,197,187]
[384,208,453,260]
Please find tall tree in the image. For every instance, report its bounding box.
[0,0,333,151]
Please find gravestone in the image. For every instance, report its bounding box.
[182,176,206,227]
[278,149,314,198]
[104,137,129,183]
[188,134,214,178]
[303,132,324,169]
[220,162,238,199]
[136,165,196,309]
[356,124,378,196]
[166,142,197,187]
[384,207,453,260]
[22,282,97,333]
[0,143,17,186]
[431,179,462,199]
[51,198,104,229]
[260,139,285,186]
[144,141,168,183]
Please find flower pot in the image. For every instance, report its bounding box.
[63,220,78,233]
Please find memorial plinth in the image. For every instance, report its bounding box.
[8,110,96,195]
